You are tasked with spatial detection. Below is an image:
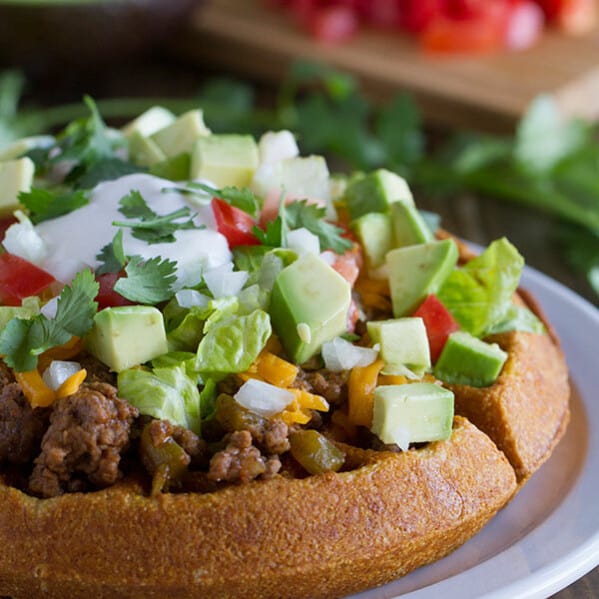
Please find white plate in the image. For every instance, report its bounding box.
[350,265,599,599]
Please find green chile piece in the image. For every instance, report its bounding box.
[289,429,345,475]
[139,421,190,495]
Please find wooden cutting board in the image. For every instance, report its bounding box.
[175,0,599,132]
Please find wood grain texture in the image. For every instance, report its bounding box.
[175,0,599,132]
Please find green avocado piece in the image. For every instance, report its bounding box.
[352,212,394,269]
[85,306,168,372]
[122,106,176,138]
[269,253,351,364]
[343,169,414,220]
[0,157,34,215]
[371,382,454,449]
[151,109,211,158]
[434,331,508,387]
[387,239,458,317]
[127,130,167,167]
[149,153,191,181]
[390,201,434,247]
[0,135,54,161]
[190,134,259,188]
[367,317,431,375]
[0,297,40,332]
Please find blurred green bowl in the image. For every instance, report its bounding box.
[0,0,201,76]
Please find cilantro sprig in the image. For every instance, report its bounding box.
[18,187,89,225]
[286,200,352,253]
[0,270,99,372]
[168,182,261,218]
[113,256,178,305]
[96,230,177,304]
[252,197,351,253]
[112,190,204,244]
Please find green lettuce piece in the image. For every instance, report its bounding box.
[195,309,271,376]
[200,378,218,419]
[118,362,202,434]
[164,295,239,352]
[485,304,545,335]
[438,237,524,337]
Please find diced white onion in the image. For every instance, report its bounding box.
[322,337,379,373]
[175,289,210,309]
[42,360,81,391]
[234,379,294,417]
[40,296,59,319]
[203,262,248,299]
[2,212,47,266]
[287,227,320,256]
[319,250,336,266]
[258,130,299,164]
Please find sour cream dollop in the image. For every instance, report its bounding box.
[34,174,232,286]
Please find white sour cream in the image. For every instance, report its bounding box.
[35,173,232,286]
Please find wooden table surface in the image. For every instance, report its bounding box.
[14,52,599,598]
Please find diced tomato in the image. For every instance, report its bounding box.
[505,1,544,50]
[347,298,360,332]
[537,0,598,33]
[95,272,134,310]
[212,198,261,249]
[306,5,359,42]
[0,216,16,243]
[412,294,460,363]
[398,0,448,33]
[331,243,363,287]
[420,8,508,53]
[0,253,56,306]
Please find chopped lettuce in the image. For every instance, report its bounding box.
[164,295,240,352]
[195,309,271,375]
[438,238,524,337]
[118,361,202,434]
[485,304,545,335]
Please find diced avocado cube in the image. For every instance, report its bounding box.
[149,153,191,181]
[85,306,168,372]
[434,331,508,387]
[270,254,351,364]
[371,382,454,449]
[190,134,259,188]
[0,135,54,162]
[0,157,35,215]
[251,155,332,209]
[151,109,211,158]
[387,239,458,317]
[0,296,40,331]
[352,212,394,269]
[122,106,176,138]
[367,317,431,374]
[127,131,167,167]
[390,201,434,247]
[343,169,414,220]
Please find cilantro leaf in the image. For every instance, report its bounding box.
[18,187,89,224]
[71,157,144,190]
[114,190,204,244]
[170,182,261,218]
[0,270,99,372]
[252,218,284,247]
[285,200,352,253]
[252,193,288,247]
[96,229,126,275]
[118,189,155,219]
[114,255,177,304]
